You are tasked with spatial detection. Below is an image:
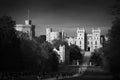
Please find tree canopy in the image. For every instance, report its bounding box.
[103,0,120,79]
[0,15,59,73]
[0,15,22,72]
[69,44,82,64]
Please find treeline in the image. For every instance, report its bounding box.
[0,15,83,74]
[0,15,59,73]
[89,0,120,80]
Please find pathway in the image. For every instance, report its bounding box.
[72,51,91,77]
[43,51,92,80]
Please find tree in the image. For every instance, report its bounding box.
[90,49,103,66]
[0,15,59,73]
[104,0,120,79]
[69,44,82,64]
[20,39,42,72]
[104,18,120,80]
[0,15,23,72]
[35,35,46,44]
[20,38,59,73]
[52,39,69,49]
[40,41,59,72]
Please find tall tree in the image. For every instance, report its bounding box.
[69,44,82,64]
[40,41,59,72]
[104,0,120,79]
[0,15,23,72]
[35,35,46,44]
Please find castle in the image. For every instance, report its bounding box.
[46,28,65,43]
[46,27,105,62]
[15,19,35,40]
[46,27,103,52]
[75,27,102,51]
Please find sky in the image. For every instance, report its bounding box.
[0,0,115,36]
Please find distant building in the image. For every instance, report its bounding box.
[46,28,65,43]
[66,27,103,51]
[87,34,93,51]
[46,27,104,52]
[66,37,76,46]
[76,28,86,50]
[46,28,52,42]
[15,20,35,40]
[53,45,65,63]
[76,28,102,51]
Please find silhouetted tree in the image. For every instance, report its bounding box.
[20,38,59,73]
[0,15,23,72]
[35,35,46,44]
[40,41,59,72]
[20,39,41,72]
[90,49,103,66]
[104,0,120,79]
[69,44,82,64]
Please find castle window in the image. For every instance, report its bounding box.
[95,41,97,45]
[80,41,81,44]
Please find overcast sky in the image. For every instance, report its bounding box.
[0,0,115,36]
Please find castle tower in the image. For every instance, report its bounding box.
[15,9,35,40]
[46,28,52,42]
[76,27,85,50]
[92,28,101,50]
[59,45,65,62]
[62,30,64,41]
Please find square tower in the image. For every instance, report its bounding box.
[15,20,35,40]
[76,27,85,50]
[92,28,101,50]
[46,28,52,42]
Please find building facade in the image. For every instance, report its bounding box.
[46,28,65,43]
[66,27,103,51]
[76,28,86,50]
[53,45,65,63]
[76,28,102,51]
[15,19,35,40]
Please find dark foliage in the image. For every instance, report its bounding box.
[35,35,46,44]
[90,50,103,66]
[40,41,59,72]
[103,0,120,79]
[0,15,59,74]
[69,44,82,64]
[0,15,23,72]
